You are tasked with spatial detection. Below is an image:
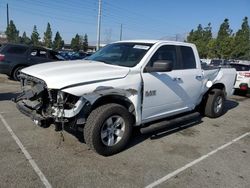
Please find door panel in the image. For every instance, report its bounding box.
[142,71,188,121]
[29,48,50,65]
[141,44,203,122]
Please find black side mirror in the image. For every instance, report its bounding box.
[144,60,173,73]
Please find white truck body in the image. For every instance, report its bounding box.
[16,40,237,155]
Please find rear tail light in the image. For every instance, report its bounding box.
[240,85,248,90]
[239,72,250,77]
[0,54,5,61]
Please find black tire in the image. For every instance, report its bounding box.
[12,66,25,81]
[84,103,133,156]
[204,89,225,118]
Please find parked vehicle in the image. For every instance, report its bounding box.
[230,62,250,94]
[59,51,87,60]
[0,43,64,80]
[15,40,236,156]
[210,59,231,67]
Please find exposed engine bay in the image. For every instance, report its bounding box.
[15,74,88,130]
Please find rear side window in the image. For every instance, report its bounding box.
[180,46,196,69]
[6,46,28,55]
[30,49,48,58]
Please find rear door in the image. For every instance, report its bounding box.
[141,44,203,122]
[28,48,52,65]
[176,46,203,108]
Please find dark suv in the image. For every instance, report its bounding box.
[0,43,64,80]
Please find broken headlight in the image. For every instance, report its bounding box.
[56,90,80,109]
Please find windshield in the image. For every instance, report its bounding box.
[87,42,153,67]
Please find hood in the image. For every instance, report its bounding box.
[21,60,130,89]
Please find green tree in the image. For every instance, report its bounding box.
[5,20,19,43]
[43,23,52,48]
[31,25,40,46]
[187,23,212,58]
[20,32,31,45]
[52,31,64,50]
[82,34,88,52]
[232,17,250,60]
[207,38,217,58]
[216,18,234,59]
[71,34,81,51]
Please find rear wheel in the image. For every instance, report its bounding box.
[12,66,25,81]
[204,89,225,118]
[84,103,133,156]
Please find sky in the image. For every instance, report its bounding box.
[0,0,250,45]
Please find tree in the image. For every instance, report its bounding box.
[5,20,19,43]
[31,25,40,46]
[20,32,31,45]
[82,34,88,52]
[207,38,217,58]
[187,23,212,58]
[52,31,64,50]
[43,23,52,48]
[216,18,234,59]
[71,34,81,51]
[232,17,250,60]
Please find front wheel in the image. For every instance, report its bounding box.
[204,89,225,118]
[84,103,133,156]
[12,66,25,81]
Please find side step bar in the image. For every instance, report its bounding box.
[140,112,200,134]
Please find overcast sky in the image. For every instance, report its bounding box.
[0,0,249,44]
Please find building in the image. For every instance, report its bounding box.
[0,31,7,45]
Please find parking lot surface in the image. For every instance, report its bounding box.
[0,74,250,188]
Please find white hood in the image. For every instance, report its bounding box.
[21,60,130,89]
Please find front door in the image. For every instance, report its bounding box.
[141,45,203,122]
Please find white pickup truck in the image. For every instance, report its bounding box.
[15,40,236,156]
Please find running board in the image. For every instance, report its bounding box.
[140,112,200,134]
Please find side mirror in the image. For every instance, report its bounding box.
[144,60,173,73]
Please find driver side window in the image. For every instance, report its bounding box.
[147,45,179,70]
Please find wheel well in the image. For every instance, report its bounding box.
[198,83,226,113]
[205,83,226,98]
[91,95,136,120]
[209,83,225,91]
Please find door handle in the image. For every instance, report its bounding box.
[196,75,203,80]
[173,77,182,81]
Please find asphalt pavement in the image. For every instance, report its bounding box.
[0,74,249,188]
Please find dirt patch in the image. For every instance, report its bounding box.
[177,127,200,137]
[0,75,18,84]
[212,124,220,127]
[166,144,201,159]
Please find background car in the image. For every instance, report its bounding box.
[230,62,250,95]
[210,59,232,67]
[0,43,64,80]
[59,51,87,60]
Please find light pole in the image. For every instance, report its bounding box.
[96,0,102,51]
[7,3,9,27]
[120,24,123,41]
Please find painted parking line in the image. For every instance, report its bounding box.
[0,111,13,114]
[0,114,52,188]
[145,132,250,188]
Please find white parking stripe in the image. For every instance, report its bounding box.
[145,132,250,188]
[0,114,52,188]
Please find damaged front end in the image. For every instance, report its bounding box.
[15,74,89,130]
